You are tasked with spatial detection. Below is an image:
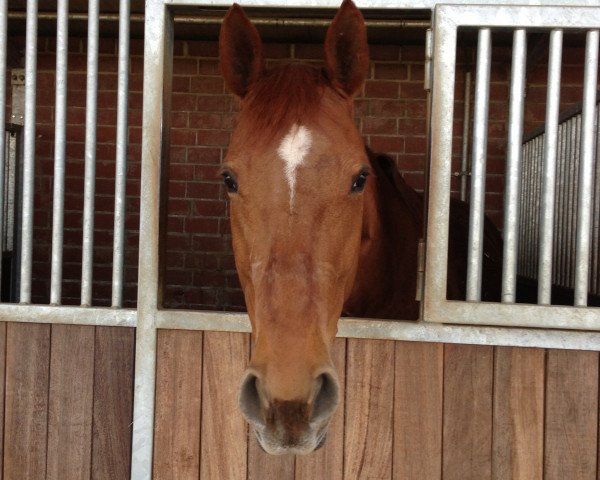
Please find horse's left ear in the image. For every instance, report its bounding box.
[219,4,264,98]
[324,0,369,97]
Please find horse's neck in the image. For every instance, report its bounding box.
[343,160,422,320]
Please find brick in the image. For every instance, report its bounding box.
[197,130,230,147]
[190,76,224,94]
[374,63,408,81]
[171,129,196,146]
[401,45,425,62]
[187,40,219,58]
[370,45,401,61]
[194,200,227,217]
[368,135,404,154]
[188,147,221,165]
[189,112,222,130]
[363,117,397,135]
[365,80,399,99]
[196,95,232,112]
[173,58,198,76]
[369,99,405,117]
[185,217,220,235]
[186,182,222,199]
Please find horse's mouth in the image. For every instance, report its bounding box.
[253,428,328,455]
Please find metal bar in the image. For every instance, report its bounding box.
[0,0,7,296]
[568,117,581,287]
[555,123,566,286]
[423,7,457,311]
[0,304,136,326]
[501,29,526,302]
[131,2,171,478]
[466,28,491,301]
[19,0,38,304]
[6,11,431,29]
[425,299,600,332]
[50,0,69,305]
[574,30,599,305]
[537,29,563,305]
[460,71,471,202]
[592,107,600,295]
[111,0,130,308]
[81,0,99,306]
[156,310,600,351]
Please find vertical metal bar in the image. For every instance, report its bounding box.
[592,107,600,295]
[50,0,69,305]
[131,0,171,477]
[501,29,526,303]
[568,117,581,288]
[518,141,527,276]
[537,29,563,305]
[466,28,491,301]
[81,0,99,306]
[460,71,472,202]
[555,123,566,287]
[574,31,599,305]
[111,0,130,308]
[19,0,38,304]
[534,135,543,277]
[0,0,7,297]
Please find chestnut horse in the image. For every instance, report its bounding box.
[219,0,502,455]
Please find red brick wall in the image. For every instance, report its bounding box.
[4,33,592,310]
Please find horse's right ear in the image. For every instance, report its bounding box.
[219,4,264,98]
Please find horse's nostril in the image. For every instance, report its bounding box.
[239,371,265,426]
[311,371,340,424]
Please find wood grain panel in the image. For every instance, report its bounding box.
[153,330,203,479]
[344,338,395,480]
[4,323,51,480]
[492,347,544,480]
[200,331,249,480]
[393,341,443,480]
[443,344,493,480]
[91,327,135,480]
[296,338,347,480]
[248,438,295,480]
[544,349,599,480]
[46,325,95,480]
[0,323,6,480]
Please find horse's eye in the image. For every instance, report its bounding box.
[222,172,238,193]
[351,171,369,193]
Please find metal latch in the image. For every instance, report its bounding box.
[424,29,432,92]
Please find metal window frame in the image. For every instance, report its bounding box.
[424,4,600,330]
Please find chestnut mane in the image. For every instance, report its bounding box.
[236,63,347,142]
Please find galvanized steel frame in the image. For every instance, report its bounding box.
[425,4,600,329]
[4,2,600,479]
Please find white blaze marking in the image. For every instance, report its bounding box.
[277,124,312,205]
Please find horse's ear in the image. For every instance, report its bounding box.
[219,4,264,98]
[324,0,369,97]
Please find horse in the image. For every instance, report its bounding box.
[218,0,503,455]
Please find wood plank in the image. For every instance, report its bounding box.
[248,436,296,480]
[46,325,95,480]
[296,338,347,480]
[200,331,249,480]
[443,344,493,480]
[393,341,443,480]
[492,347,544,480]
[0,322,6,480]
[544,349,599,480]
[91,327,135,480]
[344,338,395,480]
[153,330,203,479]
[4,323,51,480]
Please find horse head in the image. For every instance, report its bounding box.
[219,0,369,454]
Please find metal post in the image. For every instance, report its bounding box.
[460,71,472,202]
[0,0,7,296]
[50,0,69,305]
[574,30,599,305]
[501,29,526,302]
[19,0,38,304]
[538,29,563,305]
[132,0,172,477]
[112,0,130,308]
[81,0,99,306]
[466,28,491,301]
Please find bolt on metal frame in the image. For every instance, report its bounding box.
[425,4,600,330]
[3,1,600,479]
